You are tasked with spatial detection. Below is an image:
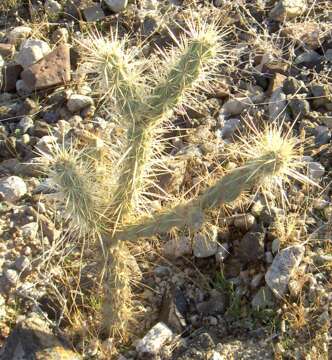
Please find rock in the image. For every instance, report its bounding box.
[219,118,241,139]
[154,266,171,277]
[0,43,15,58]
[289,98,310,119]
[14,256,31,272]
[35,135,57,155]
[193,226,219,258]
[1,64,23,92]
[268,72,287,94]
[160,286,187,332]
[52,28,69,43]
[197,289,226,315]
[164,236,192,258]
[67,94,94,113]
[270,0,307,21]
[16,39,51,68]
[104,0,128,12]
[268,88,288,122]
[282,22,327,49]
[222,98,249,116]
[21,222,38,240]
[83,4,105,22]
[314,125,331,146]
[45,0,62,14]
[18,116,34,133]
[7,26,32,44]
[215,242,230,264]
[233,214,256,232]
[136,322,173,357]
[307,161,325,181]
[271,238,281,254]
[238,229,265,263]
[16,79,32,96]
[0,176,27,203]
[265,245,305,297]
[0,313,81,359]
[326,49,332,62]
[283,77,307,95]
[295,50,321,67]
[310,83,331,109]
[251,286,275,309]
[21,43,71,91]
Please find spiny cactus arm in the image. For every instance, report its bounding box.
[110,25,221,222]
[113,152,280,241]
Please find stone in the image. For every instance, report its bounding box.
[18,116,34,133]
[326,49,332,62]
[7,26,32,44]
[193,226,219,258]
[0,176,27,203]
[16,79,31,96]
[282,22,326,49]
[45,0,62,14]
[283,77,308,95]
[268,72,287,94]
[307,161,325,181]
[136,322,173,357]
[164,236,192,258]
[35,135,58,156]
[4,269,19,286]
[105,0,128,12]
[265,245,305,297]
[52,28,69,43]
[222,98,249,116]
[233,214,256,232]
[0,314,81,359]
[271,238,281,254]
[160,286,187,332]
[289,98,310,120]
[67,94,94,113]
[197,289,226,315]
[310,83,331,109]
[314,125,331,146]
[270,0,307,21]
[21,43,71,91]
[219,118,241,139]
[251,273,264,288]
[16,39,51,68]
[1,64,23,92]
[83,4,105,22]
[251,286,275,309]
[14,256,31,272]
[295,50,321,67]
[238,229,265,263]
[0,43,15,58]
[21,222,38,240]
[268,88,288,122]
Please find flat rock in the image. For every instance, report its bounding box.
[7,26,32,45]
[21,43,71,91]
[265,245,305,297]
[0,314,81,359]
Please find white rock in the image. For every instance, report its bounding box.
[136,322,173,356]
[35,135,58,156]
[18,116,34,133]
[265,245,305,297]
[307,161,325,181]
[21,222,38,240]
[7,26,32,44]
[16,39,51,68]
[44,0,62,14]
[270,0,307,21]
[193,226,219,258]
[104,0,128,13]
[0,176,27,203]
[4,269,19,286]
[67,94,94,113]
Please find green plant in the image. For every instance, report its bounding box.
[45,17,311,349]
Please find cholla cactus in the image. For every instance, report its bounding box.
[45,17,311,346]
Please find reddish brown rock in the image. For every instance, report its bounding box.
[21,43,71,90]
[0,43,15,58]
[1,64,23,92]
